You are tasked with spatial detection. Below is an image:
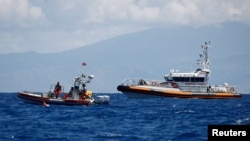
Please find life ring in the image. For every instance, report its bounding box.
[229,87,235,93]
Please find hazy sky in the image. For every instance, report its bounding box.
[0,0,250,54]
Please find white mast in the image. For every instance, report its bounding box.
[197,41,210,72]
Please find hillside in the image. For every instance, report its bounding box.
[0,22,249,93]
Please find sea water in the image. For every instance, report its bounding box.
[0,93,250,141]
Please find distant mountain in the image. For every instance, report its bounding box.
[0,22,249,93]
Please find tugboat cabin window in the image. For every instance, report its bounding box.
[167,77,173,81]
[173,77,204,82]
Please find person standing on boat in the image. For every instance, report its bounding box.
[64,87,73,100]
[207,85,211,94]
[68,87,73,97]
[54,81,62,98]
[82,83,86,93]
[79,83,87,99]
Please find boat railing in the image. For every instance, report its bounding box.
[20,91,44,95]
[178,84,238,93]
[210,85,238,94]
[178,85,208,92]
[120,78,166,87]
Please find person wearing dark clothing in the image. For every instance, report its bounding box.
[69,87,73,97]
[64,87,73,100]
[54,81,62,98]
[207,85,211,93]
[82,83,86,93]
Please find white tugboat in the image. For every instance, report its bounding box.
[117,42,241,99]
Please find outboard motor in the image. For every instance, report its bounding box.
[94,95,110,104]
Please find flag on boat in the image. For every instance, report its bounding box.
[82,62,87,66]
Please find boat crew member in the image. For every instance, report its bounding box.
[64,87,73,100]
[54,81,62,98]
[80,83,87,99]
[82,83,86,93]
[68,87,73,97]
[207,85,211,93]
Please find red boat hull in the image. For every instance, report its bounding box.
[18,91,91,106]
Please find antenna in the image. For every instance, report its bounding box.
[198,41,211,71]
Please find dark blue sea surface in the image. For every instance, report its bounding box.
[0,93,250,141]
